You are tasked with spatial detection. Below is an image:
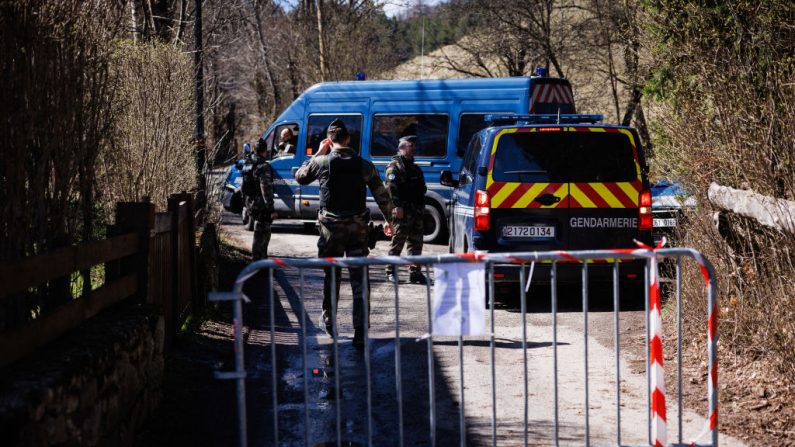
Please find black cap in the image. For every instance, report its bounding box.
[255,138,267,153]
[327,119,347,134]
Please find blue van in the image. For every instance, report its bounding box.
[257,74,576,243]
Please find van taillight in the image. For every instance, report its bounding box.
[639,189,652,230]
[474,190,491,231]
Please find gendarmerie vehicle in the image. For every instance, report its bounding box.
[441,114,654,293]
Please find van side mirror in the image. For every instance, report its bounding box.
[440,170,458,188]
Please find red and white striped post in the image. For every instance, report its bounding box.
[648,246,667,447]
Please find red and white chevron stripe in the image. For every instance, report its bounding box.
[530,84,574,112]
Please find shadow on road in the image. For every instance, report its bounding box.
[242,265,582,447]
[494,282,646,314]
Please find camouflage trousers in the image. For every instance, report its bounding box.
[252,220,272,261]
[387,208,424,274]
[248,220,273,301]
[317,212,370,330]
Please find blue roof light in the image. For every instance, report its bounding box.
[484,114,604,125]
[535,67,548,77]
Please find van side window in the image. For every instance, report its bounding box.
[461,134,481,175]
[457,114,494,156]
[306,114,362,155]
[371,114,448,158]
[269,123,299,159]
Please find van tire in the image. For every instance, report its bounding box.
[423,202,447,244]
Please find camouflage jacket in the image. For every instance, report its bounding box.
[295,146,393,219]
[385,154,427,208]
[251,154,275,221]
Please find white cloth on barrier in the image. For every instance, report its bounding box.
[432,262,486,336]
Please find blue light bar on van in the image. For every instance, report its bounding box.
[484,114,604,125]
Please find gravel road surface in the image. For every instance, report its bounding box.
[220,211,744,447]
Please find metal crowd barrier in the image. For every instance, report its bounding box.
[210,247,718,447]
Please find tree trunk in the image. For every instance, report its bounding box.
[287,52,300,100]
[144,0,157,38]
[316,0,327,82]
[174,0,187,45]
[130,0,139,43]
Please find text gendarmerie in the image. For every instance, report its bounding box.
[570,217,638,228]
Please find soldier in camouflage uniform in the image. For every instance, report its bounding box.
[385,135,428,284]
[295,119,393,347]
[250,140,277,260]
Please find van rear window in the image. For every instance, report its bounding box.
[568,132,637,182]
[492,131,637,183]
[371,114,448,157]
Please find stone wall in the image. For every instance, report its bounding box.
[0,303,164,446]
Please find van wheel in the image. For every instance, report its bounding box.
[423,202,447,244]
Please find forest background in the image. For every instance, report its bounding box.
[1,0,793,442]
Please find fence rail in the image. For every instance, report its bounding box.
[0,193,197,367]
[213,247,718,447]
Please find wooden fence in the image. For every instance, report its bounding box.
[0,194,197,367]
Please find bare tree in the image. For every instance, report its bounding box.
[436,0,576,78]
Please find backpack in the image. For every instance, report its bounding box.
[241,158,259,200]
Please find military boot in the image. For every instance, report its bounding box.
[409,270,427,285]
[353,328,365,349]
[386,266,397,283]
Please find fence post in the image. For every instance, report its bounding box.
[115,200,154,304]
[169,192,198,310]
[105,224,121,283]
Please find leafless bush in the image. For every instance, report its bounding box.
[645,2,795,375]
[97,42,196,213]
[0,0,123,325]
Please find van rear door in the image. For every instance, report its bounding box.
[565,129,644,250]
[486,129,570,252]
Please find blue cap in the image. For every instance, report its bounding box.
[243,143,251,154]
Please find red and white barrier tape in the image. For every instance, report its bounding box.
[635,238,668,447]
[690,250,718,446]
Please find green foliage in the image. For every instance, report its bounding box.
[69,265,105,300]
[390,0,482,61]
[643,0,794,103]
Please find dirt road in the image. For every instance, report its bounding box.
[221,212,745,446]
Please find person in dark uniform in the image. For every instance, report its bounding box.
[385,135,428,284]
[274,128,296,158]
[295,119,393,347]
[250,140,277,260]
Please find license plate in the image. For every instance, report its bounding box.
[502,225,555,238]
[653,218,677,228]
